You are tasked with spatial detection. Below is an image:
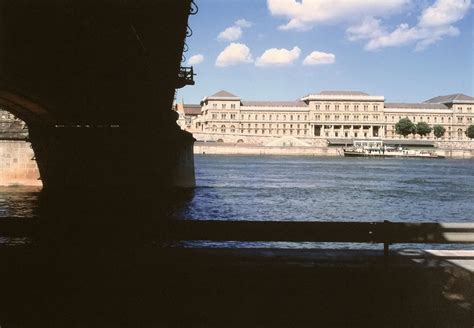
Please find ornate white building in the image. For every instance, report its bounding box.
[185,90,474,144]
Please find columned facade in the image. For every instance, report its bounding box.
[187,90,474,143]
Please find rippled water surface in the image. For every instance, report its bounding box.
[1,156,473,223]
[175,155,474,223]
[0,186,41,218]
[0,156,473,249]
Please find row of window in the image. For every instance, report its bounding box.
[315,104,379,111]
[211,113,309,121]
[458,107,473,113]
[210,104,473,113]
[329,132,370,138]
[213,123,309,129]
[315,114,379,122]
[208,112,473,124]
[211,103,237,110]
[210,126,309,135]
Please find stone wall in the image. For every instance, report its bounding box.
[0,140,41,186]
[436,140,474,150]
[194,142,474,159]
[437,149,474,159]
[192,132,328,147]
[194,142,341,156]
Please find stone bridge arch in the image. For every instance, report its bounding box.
[0,0,196,191]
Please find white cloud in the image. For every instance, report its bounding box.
[419,0,471,28]
[217,18,253,42]
[235,19,253,28]
[216,43,253,67]
[365,24,459,51]
[267,0,410,31]
[255,46,301,67]
[188,54,204,65]
[217,26,242,42]
[352,0,471,51]
[346,17,385,41]
[303,51,335,65]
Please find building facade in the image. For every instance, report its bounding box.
[0,109,28,139]
[182,90,474,144]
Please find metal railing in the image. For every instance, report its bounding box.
[176,66,195,88]
[167,220,474,256]
[0,219,472,256]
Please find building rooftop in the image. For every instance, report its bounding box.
[318,91,369,96]
[242,100,308,107]
[209,90,240,98]
[385,103,449,110]
[183,104,202,116]
[424,93,474,104]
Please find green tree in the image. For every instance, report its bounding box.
[467,125,474,139]
[395,118,415,138]
[433,125,446,139]
[416,122,432,138]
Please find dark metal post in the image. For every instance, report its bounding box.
[384,242,389,258]
[383,220,391,259]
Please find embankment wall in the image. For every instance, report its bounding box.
[194,142,474,159]
[0,140,41,186]
[194,143,340,156]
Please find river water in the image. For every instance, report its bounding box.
[175,155,474,223]
[0,155,473,248]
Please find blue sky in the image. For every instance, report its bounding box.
[177,0,473,104]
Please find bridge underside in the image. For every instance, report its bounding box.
[0,0,195,191]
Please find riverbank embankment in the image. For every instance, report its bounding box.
[194,142,474,158]
[0,140,41,186]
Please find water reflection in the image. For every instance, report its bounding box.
[0,186,41,218]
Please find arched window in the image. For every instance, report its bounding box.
[212,125,217,132]
[458,129,463,139]
[230,125,235,133]
[221,125,226,133]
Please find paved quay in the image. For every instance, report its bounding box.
[0,246,472,327]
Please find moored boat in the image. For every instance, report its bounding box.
[343,140,445,159]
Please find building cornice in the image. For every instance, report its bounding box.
[301,95,385,102]
[383,108,453,114]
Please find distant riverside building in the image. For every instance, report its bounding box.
[178,90,474,144]
[0,109,28,139]
[175,102,202,130]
